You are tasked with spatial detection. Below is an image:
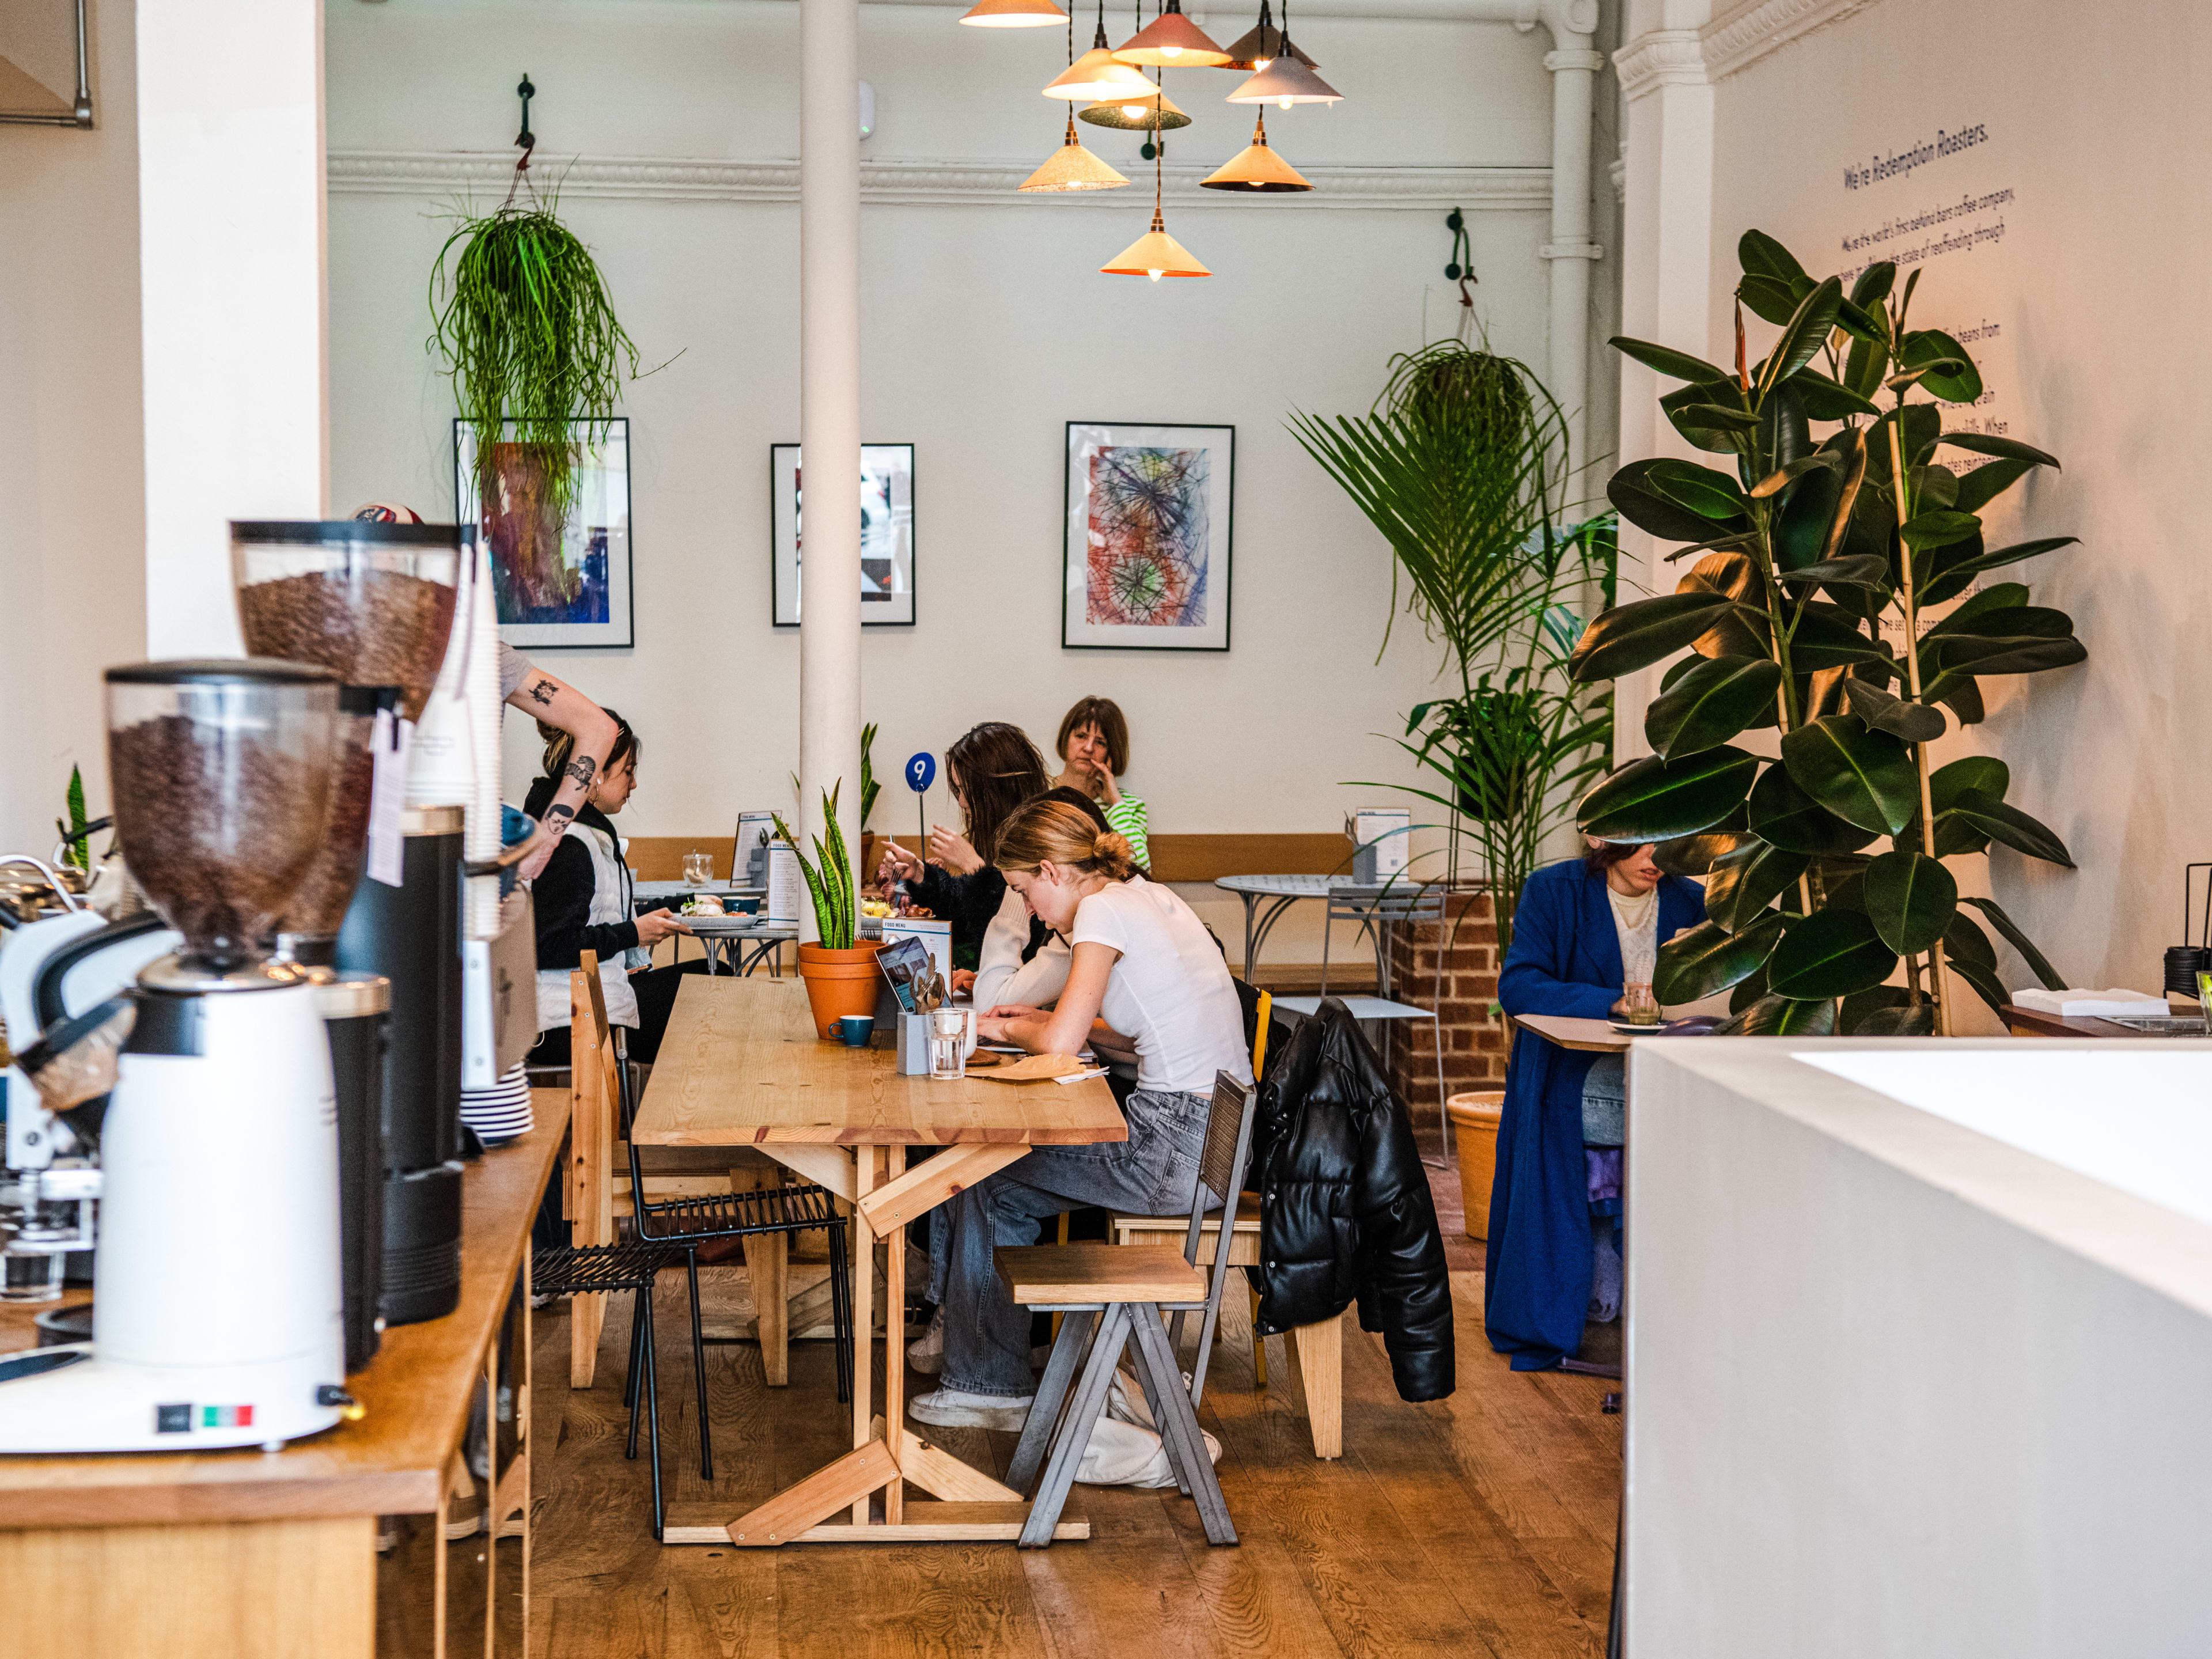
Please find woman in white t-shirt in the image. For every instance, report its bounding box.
[906,799,1252,1431]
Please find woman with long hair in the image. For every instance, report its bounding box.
[905,797,1250,1430]
[874,721,1050,968]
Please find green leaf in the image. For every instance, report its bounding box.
[1645,459,1752,522]
[1737,273,1806,328]
[1781,716,1918,835]
[1738,229,1811,287]
[1839,984,1908,1031]
[1654,912,1787,1003]
[1767,908,1899,999]
[1926,536,2080,596]
[1948,457,2037,517]
[1787,605,1888,670]
[1730,963,1771,1013]
[1949,788,2075,868]
[1749,453,1842,500]
[1842,677,1948,743]
[1646,655,1783,759]
[1783,555,1890,589]
[1959,896,2067,991]
[1790,369,1884,421]
[1941,932,2011,1017]
[1579,747,1761,842]
[1609,459,1743,544]
[1675,402,1763,433]
[1677,558,1773,661]
[1852,1001,1938,1036]
[1660,380,1755,455]
[1748,762,1878,855]
[1933,755,2008,811]
[1899,510,1982,551]
[1937,432,2059,469]
[1759,277,1844,400]
[1717,993,1839,1035]
[1844,329,1889,399]
[1652,827,1754,877]
[1849,262,1897,310]
[1704,838,1810,933]
[1944,909,1997,971]
[1901,329,1984,403]
[1612,336,1733,386]
[1863,850,1958,954]
[1569,592,1739,683]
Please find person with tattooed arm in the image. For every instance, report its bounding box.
[497,643,622,882]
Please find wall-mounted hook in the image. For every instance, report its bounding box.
[516,74,536,155]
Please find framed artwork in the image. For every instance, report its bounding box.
[1063,422,1233,652]
[453,418,635,649]
[770,442,917,627]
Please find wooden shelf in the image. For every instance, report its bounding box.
[0,1102,566,1529]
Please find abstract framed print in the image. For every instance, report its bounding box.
[770,442,917,628]
[453,417,634,649]
[1063,422,1233,652]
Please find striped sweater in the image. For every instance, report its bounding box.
[1103,793,1151,870]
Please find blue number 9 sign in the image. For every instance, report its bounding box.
[906,752,936,793]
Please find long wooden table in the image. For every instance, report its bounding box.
[631,974,1126,1547]
[0,1100,566,1657]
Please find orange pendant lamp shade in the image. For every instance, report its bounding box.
[1226,47,1340,105]
[1046,45,1159,99]
[960,0,1069,25]
[1103,211,1211,279]
[1077,89,1191,130]
[1021,118,1132,191]
[1201,111,1311,190]
[1112,0,1232,66]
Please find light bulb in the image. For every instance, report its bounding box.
[1162,43,1182,55]
[1122,102,1147,117]
[1253,55,1272,68]
[1278,95,1293,109]
[1147,269,1163,281]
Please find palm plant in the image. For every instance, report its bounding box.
[1290,340,1616,952]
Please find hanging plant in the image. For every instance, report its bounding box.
[429,185,642,527]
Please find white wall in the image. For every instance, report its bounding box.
[0,0,145,855]
[1627,1038,2212,1653]
[1612,0,2209,1004]
[323,0,1600,862]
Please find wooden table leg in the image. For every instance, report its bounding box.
[1286,1311,1343,1460]
[850,1146,879,1525]
[882,1145,906,1525]
[732,1164,790,1386]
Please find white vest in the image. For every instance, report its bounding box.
[535,818,644,1032]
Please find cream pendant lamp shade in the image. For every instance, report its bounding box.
[1226,47,1340,105]
[1046,46,1160,99]
[961,0,1069,25]
[1112,0,1232,66]
[1200,109,1311,190]
[1022,116,1131,191]
[1103,211,1210,279]
[1077,88,1191,130]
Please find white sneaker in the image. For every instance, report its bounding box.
[907,1387,1034,1431]
[907,1309,944,1375]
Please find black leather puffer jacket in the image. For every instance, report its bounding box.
[1248,998,1455,1402]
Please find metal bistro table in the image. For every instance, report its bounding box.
[1215,872,1445,991]
[631,974,1127,1547]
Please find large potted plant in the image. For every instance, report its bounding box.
[1568,231,2084,1035]
[775,785,884,1039]
[1290,340,1617,956]
[430,185,642,603]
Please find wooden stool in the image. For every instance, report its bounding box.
[1109,1200,1345,1460]
[1446,1090,1505,1241]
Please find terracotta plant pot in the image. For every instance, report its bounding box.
[1446,1090,1505,1241]
[796,940,886,1039]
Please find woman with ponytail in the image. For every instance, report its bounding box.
[906,797,1252,1431]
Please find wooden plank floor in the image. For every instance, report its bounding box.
[518,1187,1618,1658]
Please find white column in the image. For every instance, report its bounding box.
[798,0,864,936]
[1540,43,1605,499]
[1609,1,1715,758]
[136,0,328,658]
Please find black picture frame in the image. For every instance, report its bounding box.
[770,442,918,628]
[452,416,636,650]
[1062,421,1234,652]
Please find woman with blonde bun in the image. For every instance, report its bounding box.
[906,798,1252,1431]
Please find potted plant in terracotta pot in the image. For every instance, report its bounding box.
[774,785,883,1039]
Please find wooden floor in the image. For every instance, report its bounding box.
[524,1177,1617,1658]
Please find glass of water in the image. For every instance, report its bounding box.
[929,1007,968,1081]
[1621,983,1662,1027]
[683,851,712,888]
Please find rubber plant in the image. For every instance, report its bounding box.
[774,787,857,951]
[429,183,641,531]
[1568,230,2083,1036]
[1290,339,1616,955]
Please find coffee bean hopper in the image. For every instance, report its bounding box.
[0,660,359,1452]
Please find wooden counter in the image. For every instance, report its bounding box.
[0,1098,566,1657]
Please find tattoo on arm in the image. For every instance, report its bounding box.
[527,679,559,707]
[544,804,577,832]
[562,755,597,789]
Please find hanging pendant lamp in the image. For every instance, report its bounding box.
[1050,0,1158,99]
[960,0,1068,25]
[1023,115,1132,191]
[1219,0,1317,70]
[1201,108,1312,190]
[1226,47,1339,105]
[1077,87,1191,130]
[1112,0,1231,66]
[1103,129,1208,279]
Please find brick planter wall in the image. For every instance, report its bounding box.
[1384,889,1508,1130]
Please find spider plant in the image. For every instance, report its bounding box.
[1289,340,1616,953]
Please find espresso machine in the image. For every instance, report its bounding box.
[0,659,353,1452]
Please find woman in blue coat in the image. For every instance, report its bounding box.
[1484,842,1705,1371]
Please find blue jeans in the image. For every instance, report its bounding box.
[938,1088,1217,1398]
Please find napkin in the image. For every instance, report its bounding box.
[976,1052,1087,1083]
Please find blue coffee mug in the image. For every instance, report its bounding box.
[838,1014,874,1047]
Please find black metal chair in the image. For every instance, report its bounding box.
[619,1126,854,1482]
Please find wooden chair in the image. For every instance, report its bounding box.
[995,1071,1257,1550]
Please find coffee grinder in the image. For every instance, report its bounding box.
[0,659,352,1452]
